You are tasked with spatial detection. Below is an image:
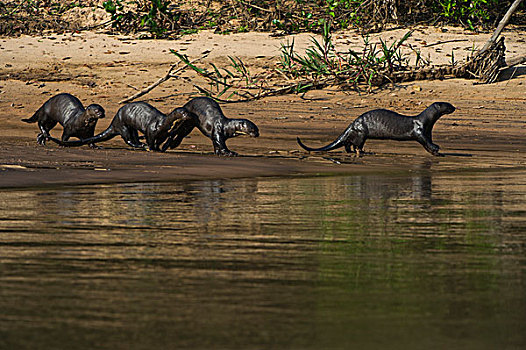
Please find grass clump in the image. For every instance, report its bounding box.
[277,20,414,89]
[0,0,84,36]
[170,21,417,101]
[102,0,184,37]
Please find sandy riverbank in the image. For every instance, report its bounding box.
[1,27,525,188]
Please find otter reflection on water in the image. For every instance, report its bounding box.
[8,170,435,234]
[345,174,432,201]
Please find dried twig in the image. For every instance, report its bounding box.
[423,39,469,47]
[119,53,209,104]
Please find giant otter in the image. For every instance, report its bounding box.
[47,102,193,151]
[297,102,456,156]
[162,97,259,156]
[22,93,105,148]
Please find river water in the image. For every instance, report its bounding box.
[1,170,525,349]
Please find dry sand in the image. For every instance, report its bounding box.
[0,26,525,188]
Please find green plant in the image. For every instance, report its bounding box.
[323,0,363,28]
[103,0,126,29]
[171,50,264,100]
[237,25,249,33]
[438,0,497,29]
[102,0,180,37]
[169,22,416,101]
[138,0,172,37]
[277,21,413,89]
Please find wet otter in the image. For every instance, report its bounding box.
[47,102,193,151]
[297,102,456,156]
[162,97,259,156]
[22,93,105,148]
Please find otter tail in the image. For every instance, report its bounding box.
[297,132,350,152]
[21,108,42,123]
[297,123,357,152]
[47,127,117,147]
[297,137,344,152]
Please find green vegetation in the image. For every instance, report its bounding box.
[0,0,83,16]
[98,0,523,37]
[171,22,417,101]
[437,0,500,30]
[102,0,181,37]
[277,21,413,89]
[0,0,523,37]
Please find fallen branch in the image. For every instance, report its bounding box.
[119,53,209,104]
[396,0,523,84]
[194,78,335,103]
[463,37,506,83]
[80,19,113,31]
[237,0,273,13]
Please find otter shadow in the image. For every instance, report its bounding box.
[440,152,473,157]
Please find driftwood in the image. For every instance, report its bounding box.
[461,0,524,83]
[398,0,523,84]
[463,37,507,83]
[382,0,524,84]
[479,0,523,54]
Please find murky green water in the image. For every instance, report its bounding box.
[1,170,525,349]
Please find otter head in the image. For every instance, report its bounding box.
[433,102,456,116]
[234,119,259,138]
[164,107,195,132]
[170,107,195,122]
[85,104,106,120]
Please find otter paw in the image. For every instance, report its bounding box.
[429,144,441,154]
[37,134,47,146]
[216,150,238,157]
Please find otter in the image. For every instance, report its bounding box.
[47,102,193,151]
[297,102,456,156]
[22,93,105,148]
[162,97,259,156]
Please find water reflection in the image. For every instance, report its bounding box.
[1,171,525,349]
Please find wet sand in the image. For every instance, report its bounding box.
[0,27,525,188]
